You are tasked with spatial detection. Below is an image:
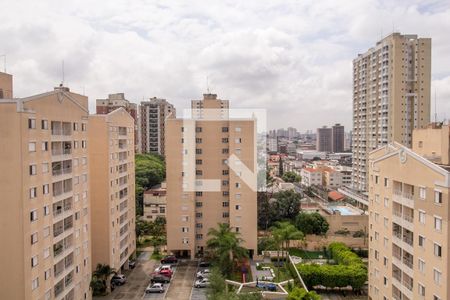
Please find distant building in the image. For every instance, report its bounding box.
[287,142,297,155]
[143,183,167,221]
[139,97,176,155]
[352,33,431,191]
[316,126,332,152]
[332,123,344,153]
[301,168,322,187]
[267,137,278,153]
[0,71,13,98]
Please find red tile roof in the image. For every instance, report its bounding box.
[328,191,345,202]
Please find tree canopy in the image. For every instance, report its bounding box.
[135,154,165,215]
[287,287,321,300]
[274,190,302,220]
[295,212,329,235]
[282,171,301,183]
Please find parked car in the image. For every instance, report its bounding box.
[194,278,210,288]
[150,274,171,284]
[256,282,277,291]
[145,283,165,293]
[111,274,126,285]
[154,265,174,273]
[158,269,173,277]
[128,260,136,269]
[161,255,178,264]
[196,269,211,279]
[199,261,210,268]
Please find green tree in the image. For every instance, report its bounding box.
[91,264,116,295]
[207,268,262,300]
[295,212,329,235]
[206,223,248,276]
[274,190,302,220]
[135,154,165,216]
[287,287,321,300]
[282,171,301,183]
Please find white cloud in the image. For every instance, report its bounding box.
[1,0,450,131]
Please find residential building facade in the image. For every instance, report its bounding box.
[0,84,92,300]
[301,168,323,187]
[353,33,431,191]
[166,93,257,259]
[368,124,450,300]
[0,71,13,98]
[139,97,175,155]
[143,183,167,221]
[332,123,345,153]
[89,108,136,273]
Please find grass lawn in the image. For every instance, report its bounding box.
[151,252,163,260]
[289,248,326,259]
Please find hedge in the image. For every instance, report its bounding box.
[297,242,367,290]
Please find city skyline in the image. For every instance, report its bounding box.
[2,0,450,130]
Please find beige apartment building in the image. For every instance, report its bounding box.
[0,78,92,300]
[89,108,136,273]
[143,182,167,221]
[0,71,13,98]
[353,33,431,191]
[166,93,257,259]
[368,123,450,300]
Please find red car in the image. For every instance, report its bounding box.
[158,269,173,277]
[161,255,178,264]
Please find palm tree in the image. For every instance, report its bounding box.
[207,223,248,275]
[92,264,116,294]
[270,222,304,278]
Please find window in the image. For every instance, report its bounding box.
[196,192,203,197]
[222,127,229,132]
[195,127,202,132]
[222,138,228,143]
[384,197,389,208]
[222,202,229,207]
[196,170,203,176]
[82,140,87,148]
[235,138,242,144]
[196,234,203,240]
[223,212,229,218]
[41,141,48,151]
[43,226,50,238]
[73,123,78,131]
[81,123,87,131]
[223,191,229,196]
[43,247,50,259]
[222,148,229,154]
[196,159,202,165]
[383,277,388,286]
[182,227,189,233]
[235,205,241,210]
[28,118,36,129]
[434,216,442,231]
[235,127,241,132]
[418,283,425,296]
[182,238,189,244]
[31,256,38,267]
[44,269,51,280]
[43,184,49,195]
[433,269,442,284]
[375,176,379,184]
[196,149,202,154]
[419,187,426,199]
[28,142,36,152]
[29,165,37,175]
[418,235,425,247]
[384,178,388,187]
[195,202,202,207]
[222,170,229,175]
[434,243,442,257]
[419,210,426,224]
[43,205,50,216]
[31,232,38,244]
[196,138,202,144]
[181,216,189,222]
[236,193,241,199]
[196,212,202,218]
[31,278,39,290]
[434,190,442,204]
[383,257,388,266]
[42,163,49,173]
[74,141,79,149]
[418,259,425,273]
[41,120,48,130]
[374,250,379,260]
[434,296,441,300]
[30,210,38,221]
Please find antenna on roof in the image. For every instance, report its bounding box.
[0,54,6,72]
[206,75,210,93]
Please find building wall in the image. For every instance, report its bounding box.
[368,144,449,300]
[412,123,450,165]
[0,71,13,98]
[316,127,332,152]
[352,33,431,191]
[0,87,92,300]
[89,109,136,272]
[332,123,344,153]
[143,186,166,221]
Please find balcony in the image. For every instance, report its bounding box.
[51,141,72,159]
[392,210,414,231]
[53,179,73,199]
[118,127,127,136]
[393,190,414,208]
[118,139,127,149]
[51,121,72,138]
[52,160,72,177]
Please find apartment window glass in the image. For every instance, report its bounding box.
[222,202,229,207]
[42,163,49,173]
[73,123,78,131]
[43,205,50,216]
[31,256,38,267]
[195,127,202,132]
[196,192,203,197]
[222,138,228,143]
[182,227,189,233]
[384,197,389,208]
[28,142,36,152]
[30,187,37,199]
[434,243,442,257]
[235,205,241,210]
[43,226,50,237]
[43,247,50,259]
[196,149,202,154]
[235,127,241,132]
[222,127,229,132]
[419,187,426,199]
[434,216,442,231]
[419,210,426,224]
[418,235,425,247]
[41,120,48,130]
[31,232,38,244]
[418,284,425,296]
[223,212,229,218]
[44,269,51,280]
[418,259,425,273]
[29,164,37,175]
[31,278,39,290]
[82,140,87,148]
[182,238,189,244]
[235,138,242,144]
[384,178,388,187]
[433,269,442,284]
[434,190,442,204]
[222,148,229,154]
[28,118,36,129]
[41,141,48,151]
[43,184,49,195]
[375,176,379,184]
[196,138,202,143]
[30,210,38,221]
[196,170,203,176]
[81,123,87,131]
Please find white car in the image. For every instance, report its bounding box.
[196,269,211,278]
[145,283,165,293]
[154,265,173,273]
[194,278,210,288]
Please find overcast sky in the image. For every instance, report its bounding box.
[2,0,450,131]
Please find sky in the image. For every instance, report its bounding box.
[1,0,450,131]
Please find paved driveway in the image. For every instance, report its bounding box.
[94,251,156,300]
[165,260,198,300]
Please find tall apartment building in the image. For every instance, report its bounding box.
[166,93,257,259]
[89,108,136,273]
[139,97,175,155]
[0,82,92,300]
[0,71,13,98]
[352,33,431,191]
[96,93,138,152]
[316,126,332,152]
[332,123,345,153]
[368,123,450,300]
